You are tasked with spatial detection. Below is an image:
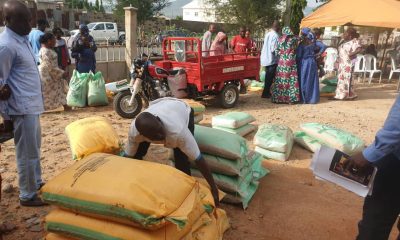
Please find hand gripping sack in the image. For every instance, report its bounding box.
[65,117,121,160]
[42,153,206,230]
[67,70,89,107]
[300,123,365,155]
[88,72,109,106]
[194,125,248,160]
[212,112,256,129]
[254,124,294,153]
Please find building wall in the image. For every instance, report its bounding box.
[182,8,216,22]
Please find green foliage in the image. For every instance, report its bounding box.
[95,0,100,11]
[175,15,183,21]
[206,0,283,31]
[113,0,170,24]
[290,0,307,34]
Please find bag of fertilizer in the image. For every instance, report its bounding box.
[195,125,248,160]
[255,141,293,161]
[294,131,323,153]
[182,99,205,115]
[87,72,108,106]
[212,112,256,129]
[222,182,259,209]
[45,207,206,240]
[321,85,337,93]
[259,66,266,82]
[183,208,230,240]
[300,123,365,155]
[321,77,338,86]
[254,124,294,153]
[213,124,257,137]
[194,114,203,124]
[44,233,74,240]
[67,70,89,107]
[42,153,206,230]
[65,116,121,160]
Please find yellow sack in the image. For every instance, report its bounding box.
[44,233,75,240]
[65,117,121,160]
[42,153,202,230]
[182,99,206,115]
[184,209,230,240]
[45,207,209,240]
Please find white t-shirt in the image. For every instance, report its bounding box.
[125,97,201,161]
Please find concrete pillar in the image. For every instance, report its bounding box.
[124,6,138,72]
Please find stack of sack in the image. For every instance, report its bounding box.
[253,124,294,161]
[294,123,365,155]
[183,99,206,124]
[212,112,257,137]
[42,116,230,240]
[67,70,109,108]
[320,76,338,97]
[191,125,269,209]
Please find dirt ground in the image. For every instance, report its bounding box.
[1,83,399,240]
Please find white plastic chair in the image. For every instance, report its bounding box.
[353,55,365,83]
[324,48,338,73]
[363,54,382,84]
[389,56,400,82]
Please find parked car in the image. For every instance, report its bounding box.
[87,22,119,43]
[161,30,188,39]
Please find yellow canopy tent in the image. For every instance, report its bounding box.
[301,0,400,29]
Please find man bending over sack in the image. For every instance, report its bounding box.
[125,97,220,206]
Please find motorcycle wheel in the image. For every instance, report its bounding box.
[113,90,143,119]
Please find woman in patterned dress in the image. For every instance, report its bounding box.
[334,28,362,100]
[272,27,300,104]
[38,33,69,111]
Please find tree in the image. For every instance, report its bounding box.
[290,0,307,34]
[113,0,170,24]
[100,0,105,13]
[206,0,283,31]
[95,0,100,11]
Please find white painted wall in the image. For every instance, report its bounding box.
[182,0,218,22]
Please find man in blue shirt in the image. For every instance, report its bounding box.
[260,21,280,99]
[28,19,47,64]
[348,96,400,240]
[0,0,46,207]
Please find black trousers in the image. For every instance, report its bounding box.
[133,108,194,176]
[356,154,400,240]
[262,64,278,98]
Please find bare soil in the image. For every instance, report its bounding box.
[1,83,399,240]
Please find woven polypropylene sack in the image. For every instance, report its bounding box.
[213,124,257,137]
[65,116,121,160]
[255,143,293,161]
[88,72,108,106]
[42,153,202,230]
[194,125,248,160]
[212,112,256,129]
[301,123,365,155]
[67,70,89,107]
[253,124,294,153]
[294,131,323,153]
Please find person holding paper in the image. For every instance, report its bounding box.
[348,96,400,240]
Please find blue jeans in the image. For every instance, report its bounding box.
[11,115,42,200]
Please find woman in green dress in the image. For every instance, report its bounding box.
[272,27,300,104]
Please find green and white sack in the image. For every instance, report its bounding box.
[88,72,108,106]
[294,131,323,153]
[255,145,292,161]
[67,70,89,107]
[213,124,257,137]
[212,112,256,129]
[194,125,248,160]
[222,182,259,209]
[300,123,365,155]
[194,114,203,124]
[253,124,294,153]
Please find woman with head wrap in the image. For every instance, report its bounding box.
[333,28,362,100]
[271,26,300,104]
[210,32,227,56]
[297,31,320,104]
[71,24,97,73]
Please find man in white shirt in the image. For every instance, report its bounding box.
[201,24,216,57]
[260,21,280,98]
[125,98,219,206]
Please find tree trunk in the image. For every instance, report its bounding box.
[284,0,291,26]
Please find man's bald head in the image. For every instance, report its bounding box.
[135,112,166,141]
[3,0,32,36]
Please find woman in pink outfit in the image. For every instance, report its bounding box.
[210,32,227,56]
